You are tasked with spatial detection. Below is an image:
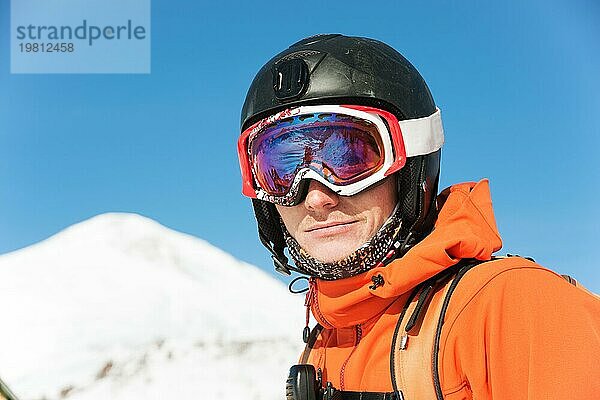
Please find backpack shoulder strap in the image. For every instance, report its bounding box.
[430,261,482,399]
[391,254,583,400]
[391,259,482,400]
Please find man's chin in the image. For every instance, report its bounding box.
[304,243,359,264]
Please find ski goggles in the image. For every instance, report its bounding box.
[238,104,444,206]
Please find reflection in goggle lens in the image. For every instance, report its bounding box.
[250,113,384,196]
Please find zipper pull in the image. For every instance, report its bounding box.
[303,278,316,343]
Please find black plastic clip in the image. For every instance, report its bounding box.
[369,274,385,290]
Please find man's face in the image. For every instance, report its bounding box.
[276,177,397,263]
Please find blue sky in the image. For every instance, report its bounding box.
[1,0,598,291]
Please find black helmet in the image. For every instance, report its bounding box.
[240,34,441,275]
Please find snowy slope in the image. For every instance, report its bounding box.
[0,213,305,400]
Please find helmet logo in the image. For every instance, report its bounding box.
[272,58,309,101]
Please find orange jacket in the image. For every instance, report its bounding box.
[304,179,600,399]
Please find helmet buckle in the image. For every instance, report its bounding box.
[272,255,292,276]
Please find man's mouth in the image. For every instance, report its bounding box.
[305,220,358,237]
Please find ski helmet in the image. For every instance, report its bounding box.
[240,34,442,276]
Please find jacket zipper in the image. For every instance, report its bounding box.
[339,324,363,391]
[306,278,334,329]
[306,279,363,391]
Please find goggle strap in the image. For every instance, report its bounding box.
[400,108,444,157]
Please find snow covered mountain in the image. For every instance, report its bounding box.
[0,213,305,400]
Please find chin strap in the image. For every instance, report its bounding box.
[256,230,291,275]
[258,231,305,276]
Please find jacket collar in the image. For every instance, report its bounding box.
[310,179,503,329]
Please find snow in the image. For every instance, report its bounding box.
[0,213,305,400]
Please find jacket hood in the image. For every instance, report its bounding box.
[311,179,503,328]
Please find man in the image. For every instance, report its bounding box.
[237,34,600,399]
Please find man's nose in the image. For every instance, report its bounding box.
[304,180,339,211]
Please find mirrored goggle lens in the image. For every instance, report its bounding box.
[249,112,384,196]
